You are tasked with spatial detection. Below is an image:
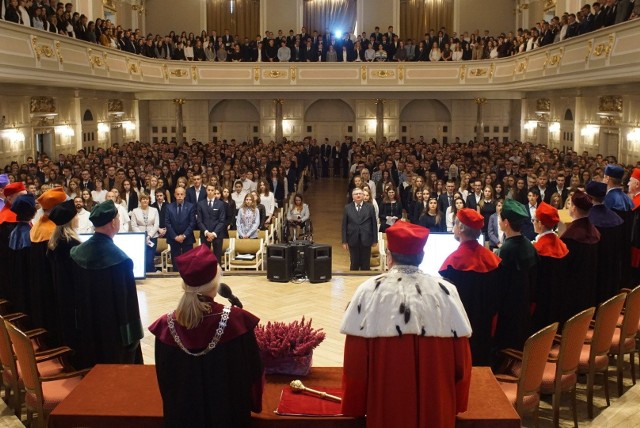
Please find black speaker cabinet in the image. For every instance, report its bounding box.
[267,244,294,282]
[304,244,332,283]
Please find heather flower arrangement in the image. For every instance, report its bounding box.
[255,317,326,358]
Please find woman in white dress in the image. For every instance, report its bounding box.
[429,42,442,62]
[91,177,107,203]
[130,193,160,273]
[258,179,275,229]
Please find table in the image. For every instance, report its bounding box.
[49,365,520,428]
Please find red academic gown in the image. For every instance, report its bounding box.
[342,335,471,428]
[439,240,502,366]
[0,206,18,300]
[532,233,569,330]
[631,193,640,270]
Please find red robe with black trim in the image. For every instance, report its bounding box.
[149,300,264,428]
[631,193,640,268]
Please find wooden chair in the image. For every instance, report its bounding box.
[155,238,168,272]
[228,238,264,271]
[496,322,558,427]
[543,307,595,427]
[370,233,388,271]
[5,321,89,428]
[221,238,233,271]
[577,293,626,418]
[609,285,640,396]
[228,230,237,239]
[193,230,201,248]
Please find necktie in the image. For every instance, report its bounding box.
[177,204,182,216]
[356,204,361,212]
[209,200,213,209]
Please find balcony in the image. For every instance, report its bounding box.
[1,20,639,96]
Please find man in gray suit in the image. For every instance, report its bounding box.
[342,187,378,270]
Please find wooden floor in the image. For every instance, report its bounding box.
[1,176,639,427]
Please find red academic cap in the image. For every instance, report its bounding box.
[535,202,560,229]
[631,168,640,182]
[3,182,25,197]
[175,244,218,287]
[386,221,429,255]
[456,208,484,230]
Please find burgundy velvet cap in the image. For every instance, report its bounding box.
[386,220,429,255]
[572,190,593,211]
[175,244,219,287]
[456,208,484,230]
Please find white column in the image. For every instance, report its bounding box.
[71,93,82,151]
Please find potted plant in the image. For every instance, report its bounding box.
[255,317,326,376]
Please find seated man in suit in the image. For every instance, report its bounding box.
[196,185,227,264]
[165,187,196,272]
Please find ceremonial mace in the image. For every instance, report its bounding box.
[289,380,342,402]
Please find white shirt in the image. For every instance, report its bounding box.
[76,209,95,234]
[91,189,107,203]
[116,205,130,233]
[130,206,160,238]
[260,192,276,216]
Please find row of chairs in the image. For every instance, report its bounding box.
[497,285,640,427]
[0,304,88,427]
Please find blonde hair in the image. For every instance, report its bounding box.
[48,222,80,251]
[175,269,221,329]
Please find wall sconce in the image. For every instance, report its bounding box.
[56,125,75,137]
[282,120,293,134]
[627,127,640,143]
[98,122,110,133]
[549,121,561,133]
[524,120,537,131]
[581,124,599,137]
[122,121,136,131]
[1,128,25,143]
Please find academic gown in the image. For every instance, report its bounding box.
[341,266,472,428]
[560,217,600,326]
[149,301,264,428]
[47,238,81,361]
[8,222,32,313]
[495,235,538,352]
[612,207,633,289]
[29,216,61,346]
[0,206,17,300]
[531,232,569,331]
[631,195,640,284]
[589,205,625,303]
[70,233,144,369]
[439,240,502,366]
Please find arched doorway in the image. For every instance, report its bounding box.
[560,108,574,150]
[304,99,355,143]
[400,100,451,143]
[209,100,260,143]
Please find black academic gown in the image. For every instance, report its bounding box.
[560,217,600,326]
[8,223,31,314]
[149,301,264,428]
[612,208,633,289]
[0,217,17,301]
[70,233,144,369]
[495,235,538,352]
[531,233,569,331]
[589,205,625,304]
[47,238,81,361]
[439,240,502,366]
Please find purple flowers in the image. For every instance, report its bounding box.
[255,317,326,358]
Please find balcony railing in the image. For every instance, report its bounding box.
[0,20,639,93]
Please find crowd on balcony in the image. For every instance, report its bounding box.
[2,1,640,62]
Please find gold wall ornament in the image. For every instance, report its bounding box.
[263,70,285,78]
[173,99,186,105]
[459,65,466,80]
[398,65,404,80]
[473,97,487,105]
[514,58,528,74]
[470,68,488,77]
[585,41,593,62]
[599,95,622,113]
[592,34,615,57]
[162,64,168,79]
[31,36,55,61]
[489,63,495,79]
[536,98,551,112]
[107,99,124,113]
[30,96,56,113]
[170,69,187,77]
[543,0,556,11]
[129,62,139,74]
[54,40,63,63]
[191,66,197,81]
[290,65,296,81]
[373,70,395,78]
[254,66,260,81]
[361,65,367,81]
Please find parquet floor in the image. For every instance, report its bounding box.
[1,175,639,427]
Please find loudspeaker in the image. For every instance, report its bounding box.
[267,244,294,282]
[305,244,332,283]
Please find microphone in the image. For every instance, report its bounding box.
[218,283,243,308]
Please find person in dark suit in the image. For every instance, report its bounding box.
[196,185,227,264]
[151,189,168,235]
[122,179,139,213]
[320,139,332,177]
[465,180,483,211]
[342,188,378,271]
[283,159,297,196]
[543,174,569,205]
[165,187,196,272]
[437,180,457,215]
[185,174,206,205]
[331,142,341,177]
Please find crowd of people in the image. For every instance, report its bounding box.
[4,1,640,62]
[2,132,640,425]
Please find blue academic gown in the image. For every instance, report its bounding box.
[604,188,633,211]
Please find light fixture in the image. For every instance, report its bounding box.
[55,124,75,137]
[549,122,560,133]
[1,127,25,143]
[524,120,537,131]
[627,127,640,143]
[98,122,110,133]
[581,124,599,137]
[122,121,136,131]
